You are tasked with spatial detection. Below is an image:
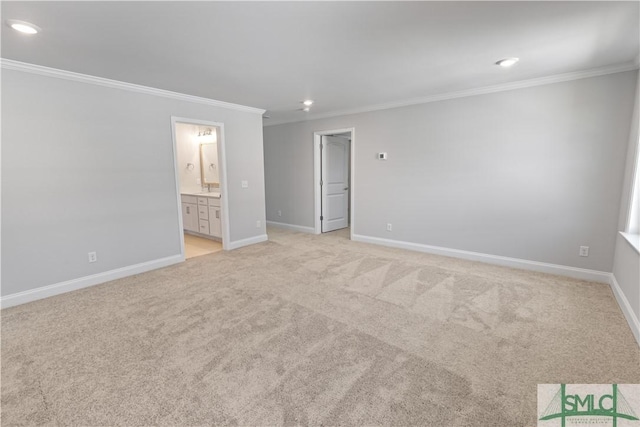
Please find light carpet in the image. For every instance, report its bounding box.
[2,227,638,426]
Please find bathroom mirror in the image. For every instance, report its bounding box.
[200,143,219,185]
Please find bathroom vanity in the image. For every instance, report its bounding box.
[181,192,221,239]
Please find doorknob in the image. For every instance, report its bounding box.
[344,187,349,190]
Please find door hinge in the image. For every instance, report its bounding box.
[320,216,323,221]
[320,180,323,186]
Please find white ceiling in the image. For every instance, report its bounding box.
[2,2,638,125]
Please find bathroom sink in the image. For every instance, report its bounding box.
[196,191,221,198]
[182,191,221,198]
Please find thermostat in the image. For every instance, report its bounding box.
[378,152,387,160]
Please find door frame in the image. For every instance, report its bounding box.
[313,127,355,238]
[170,116,231,256]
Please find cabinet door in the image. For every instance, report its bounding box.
[209,206,222,237]
[182,203,198,232]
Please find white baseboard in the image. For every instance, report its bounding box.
[351,234,611,284]
[0,254,184,309]
[227,234,268,250]
[266,221,315,234]
[610,274,640,347]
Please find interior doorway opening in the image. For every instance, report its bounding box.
[171,117,230,259]
[313,128,355,239]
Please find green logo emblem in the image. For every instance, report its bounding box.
[539,384,639,427]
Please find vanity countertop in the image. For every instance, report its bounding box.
[182,191,221,199]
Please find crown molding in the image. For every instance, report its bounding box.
[264,61,639,127]
[1,58,266,115]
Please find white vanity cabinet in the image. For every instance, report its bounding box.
[181,193,221,239]
[181,195,199,232]
[197,197,210,235]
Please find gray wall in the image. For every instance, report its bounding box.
[613,70,640,322]
[2,68,266,297]
[264,71,638,272]
[613,237,639,321]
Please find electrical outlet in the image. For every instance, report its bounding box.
[88,252,97,263]
[579,246,589,257]
[277,210,282,217]
[386,223,392,232]
[256,220,261,228]
[241,180,249,188]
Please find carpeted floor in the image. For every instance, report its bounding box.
[2,227,639,426]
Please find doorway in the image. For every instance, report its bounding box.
[313,128,355,239]
[171,117,231,259]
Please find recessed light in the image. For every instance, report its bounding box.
[302,107,311,112]
[6,19,40,34]
[496,58,519,67]
[302,100,314,106]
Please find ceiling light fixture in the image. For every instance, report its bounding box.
[197,128,217,143]
[496,57,519,68]
[302,107,311,112]
[7,19,40,34]
[302,100,314,106]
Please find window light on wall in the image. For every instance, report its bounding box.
[627,137,640,235]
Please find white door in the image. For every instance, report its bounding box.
[321,135,349,232]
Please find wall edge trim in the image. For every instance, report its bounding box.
[610,273,640,347]
[264,62,639,127]
[351,234,611,283]
[1,58,266,115]
[227,234,268,250]
[266,221,315,234]
[0,254,184,309]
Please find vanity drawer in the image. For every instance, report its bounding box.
[181,195,197,204]
[198,219,210,235]
[197,204,209,219]
[208,198,221,207]
[198,197,209,206]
